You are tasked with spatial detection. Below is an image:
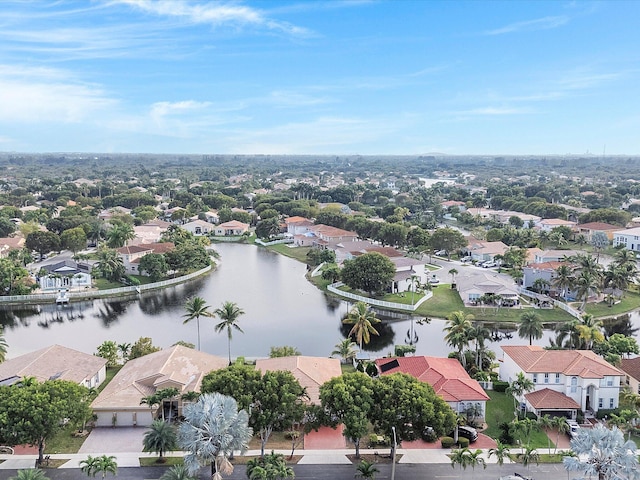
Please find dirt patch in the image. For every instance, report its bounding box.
[346,453,403,464]
[42,459,70,469]
[248,432,293,451]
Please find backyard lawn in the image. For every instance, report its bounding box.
[583,291,640,317]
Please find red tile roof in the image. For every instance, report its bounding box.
[577,222,619,231]
[502,345,623,378]
[375,356,489,402]
[620,357,640,382]
[525,388,580,409]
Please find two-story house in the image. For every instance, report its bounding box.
[613,226,640,254]
[500,345,624,419]
[116,243,175,275]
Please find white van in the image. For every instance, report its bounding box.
[565,419,580,438]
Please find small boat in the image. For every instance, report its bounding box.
[56,290,70,305]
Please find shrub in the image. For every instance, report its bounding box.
[498,422,515,445]
[493,381,509,392]
[596,408,620,420]
[441,436,455,448]
[457,437,470,448]
[394,344,416,357]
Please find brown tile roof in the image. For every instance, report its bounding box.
[577,222,620,231]
[525,388,580,409]
[502,345,623,378]
[0,345,107,385]
[92,345,227,410]
[285,216,311,224]
[255,356,341,405]
[526,261,567,271]
[375,356,489,402]
[310,224,358,239]
[148,242,175,254]
[620,357,640,382]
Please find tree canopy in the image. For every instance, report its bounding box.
[340,252,395,295]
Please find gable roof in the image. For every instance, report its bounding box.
[620,357,640,382]
[375,356,489,402]
[217,220,250,229]
[92,345,227,410]
[502,345,623,378]
[525,388,580,410]
[577,222,620,231]
[255,356,341,405]
[0,345,107,385]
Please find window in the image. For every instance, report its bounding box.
[555,373,560,384]
[610,398,614,408]
[544,373,549,384]
[606,376,614,387]
[533,374,537,384]
[599,398,603,408]
[571,377,577,393]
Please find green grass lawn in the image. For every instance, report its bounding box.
[266,244,311,263]
[44,425,88,455]
[583,291,640,318]
[93,278,124,290]
[99,366,122,393]
[414,286,465,318]
[139,457,184,466]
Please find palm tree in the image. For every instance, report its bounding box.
[0,327,7,363]
[159,465,196,480]
[518,311,543,345]
[553,264,575,299]
[156,387,180,421]
[178,393,253,478]
[517,445,539,472]
[469,323,491,372]
[448,268,458,284]
[575,313,604,350]
[80,455,118,479]
[444,311,474,368]
[537,414,554,453]
[354,459,379,479]
[140,393,161,420]
[506,372,535,419]
[466,449,486,478]
[9,470,49,480]
[95,247,125,282]
[342,301,380,350]
[106,223,135,248]
[331,338,358,364]
[214,301,245,365]
[575,270,601,310]
[552,415,570,454]
[117,342,131,363]
[183,296,213,351]
[143,420,178,462]
[488,440,510,466]
[450,447,470,472]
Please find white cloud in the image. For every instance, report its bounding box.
[115,0,312,36]
[485,15,569,35]
[0,64,115,123]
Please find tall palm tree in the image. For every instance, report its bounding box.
[143,420,178,462]
[466,449,486,478]
[117,342,131,363]
[575,314,604,350]
[178,393,252,478]
[95,248,125,282]
[518,311,543,345]
[183,296,213,351]
[506,372,535,419]
[156,387,180,421]
[450,447,471,473]
[106,223,135,248]
[140,393,161,420]
[553,264,575,299]
[469,322,491,372]
[488,440,510,466]
[552,415,569,454]
[331,338,358,364]
[537,414,554,453]
[517,445,539,472]
[214,301,245,365]
[342,301,380,350]
[574,270,601,310]
[448,268,458,284]
[80,455,118,479]
[0,327,7,363]
[444,311,474,368]
[614,248,637,269]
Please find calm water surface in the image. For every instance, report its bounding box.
[2,243,570,360]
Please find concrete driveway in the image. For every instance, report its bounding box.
[79,427,147,454]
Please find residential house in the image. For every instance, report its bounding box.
[0,344,107,389]
[613,226,640,253]
[213,220,249,236]
[459,275,520,306]
[333,240,402,264]
[522,261,567,291]
[375,356,490,419]
[116,243,175,275]
[294,224,358,248]
[285,216,314,236]
[619,358,640,395]
[91,345,227,427]
[575,222,619,242]
[440,200,466,211]
[463,238,508,263]
[389,256,428,293]
[38,260,92,291]
[0,236,25,258]
[534,218,577,232]
[500,345,624,418]
[98,206,132,221]
[183,219,216,236]
[533,249,579,264]
[255,356,342,405]
[130,221,171,246]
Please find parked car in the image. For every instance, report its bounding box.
[460,256,472,263]
[499,475,532,480]
[435,250,448,256]
[455,425,478,442]
[565,419,580,438]
[482,261,497,268]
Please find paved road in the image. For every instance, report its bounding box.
[0,463,577,480]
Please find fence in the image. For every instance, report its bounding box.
[516,286,582,319]
[254,238,294,246]
[327,282,432,312]
[0,265,212,305]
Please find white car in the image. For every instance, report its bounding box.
[500,475,532,480]
[482,261,497,268]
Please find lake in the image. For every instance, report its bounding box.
[1,243,563,360]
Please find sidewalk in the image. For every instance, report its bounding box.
[0,447,516,469]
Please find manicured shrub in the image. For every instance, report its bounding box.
[441,436,455,448]
[457,437,470,448]
[493,381,509,392]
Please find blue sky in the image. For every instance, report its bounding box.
[0,1,638,155]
